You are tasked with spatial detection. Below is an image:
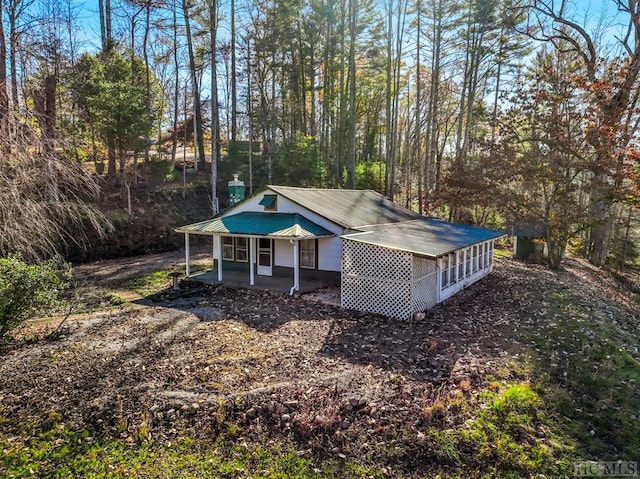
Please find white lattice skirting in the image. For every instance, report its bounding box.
[341,240,438,319]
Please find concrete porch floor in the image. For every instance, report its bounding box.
[188,270,328,294]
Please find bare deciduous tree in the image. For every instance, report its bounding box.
[0,114,109,260]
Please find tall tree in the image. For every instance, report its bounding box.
[73,49,160,179]
[210,0,219,213]
[182,0,206,170]
[528,0,640,266]
[345,0,357,188]
[230,0,237,141]
[497,49,591,268]
[0,2,9,134]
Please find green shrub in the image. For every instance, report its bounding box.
[0,255,69,339]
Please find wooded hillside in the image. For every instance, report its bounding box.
[0,0,639,268]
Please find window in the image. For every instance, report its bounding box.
[300,239,316,269]
[235,237,248,262]
[441,255,449,288]
[449,253,457,284]
[472,245,479,273]
[465,247,472,276]
[484,242,490,267]
[441,253,458,290]
[479,243,485,269]
[222,237,234,260]
[259,194,277,211]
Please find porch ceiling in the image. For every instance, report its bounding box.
[175,212,334,239]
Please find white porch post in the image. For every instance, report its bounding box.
[463,248,467,278]
[212,236,216,268]
[436,257,442,303]
[293,240,300,292]
[217,236,223,281]
[249,237,255,286]
[185,233,191,277]
[455,250,459,283]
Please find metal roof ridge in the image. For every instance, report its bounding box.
[350,218,425,230]
[268,184,378,193]
[340,230,373,237]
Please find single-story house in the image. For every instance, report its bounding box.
[175,186,504,319]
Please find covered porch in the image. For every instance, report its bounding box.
[175,211,334,295]
[187,270,326,293]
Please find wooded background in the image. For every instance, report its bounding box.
[0,0,639,269]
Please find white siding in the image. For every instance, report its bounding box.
[268,195,344,235]
[274,239,293,267]
[220,189,345,273]
[222,189,344,236]
[318,237,341,271]
[219,193,265,215]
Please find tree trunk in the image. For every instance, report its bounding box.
[336,0,347,184]
[230,0,237,142]
[171,1,179,166]
[345,0,357,188]
[98,0,106,49]
[8,3,18,114]
[0,6,8,135]
[588,172,612,267]
[415,0,422,213]
[143,2,151,165]
[182,0,205,170]
[105,0,112,46]
[247,47,253,194]
[384,1,392,196]
[34,75,58,202]
[107,134,116,175]
[210,0,219,214]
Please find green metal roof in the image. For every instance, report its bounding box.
[175,212,333,238]
[342,218,505,258]
[268,185,422,229]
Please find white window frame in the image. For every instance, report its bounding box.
[489,241,494,266]
[448,252,457,285]
[472,245,479,273]
[300,239,316,269]
[222,236,234,260]
[485,242,490,267]
[235,237,248,262]
[441,255,450,289]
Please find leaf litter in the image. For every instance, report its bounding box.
[1,255,639,474]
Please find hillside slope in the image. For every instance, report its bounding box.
[0,256,638,478]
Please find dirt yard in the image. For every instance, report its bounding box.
[1,254,639,477]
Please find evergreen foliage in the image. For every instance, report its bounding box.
[0,256,69,339]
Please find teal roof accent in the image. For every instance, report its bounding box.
[342,218,505,258]
[268,185,422,228]
[175,212,333,238]
[258,194,276,207]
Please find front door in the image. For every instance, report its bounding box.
[257,238,272,276]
